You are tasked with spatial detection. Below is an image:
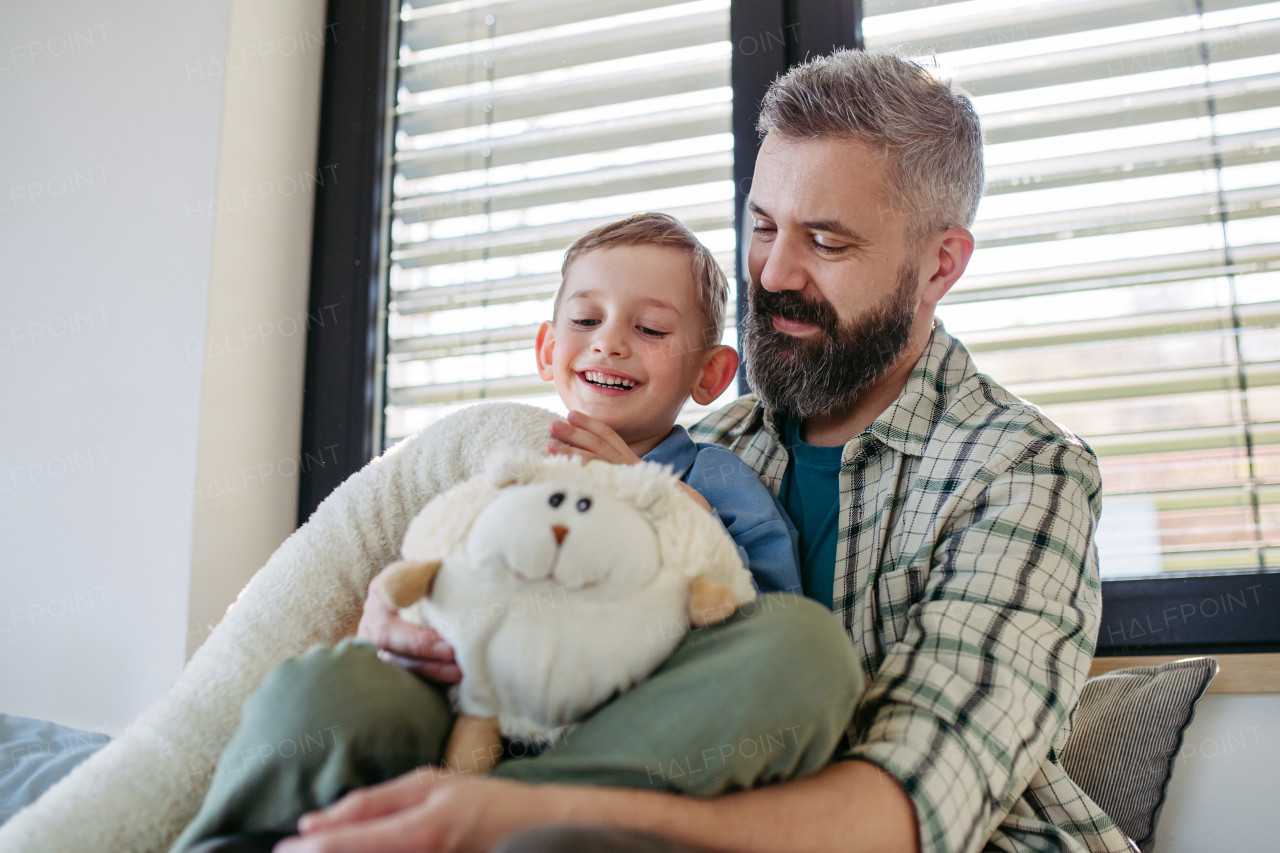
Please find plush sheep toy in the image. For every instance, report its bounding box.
[370,445,757,773]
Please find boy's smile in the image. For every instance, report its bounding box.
[578,367,640,394]
[535,243,737,457]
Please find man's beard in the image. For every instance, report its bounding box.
[742,263,918,420]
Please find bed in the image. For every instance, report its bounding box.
[0,714,109,826]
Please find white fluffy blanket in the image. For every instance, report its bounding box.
[0,403,559,853]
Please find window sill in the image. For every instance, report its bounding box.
[1089,653,1280,694]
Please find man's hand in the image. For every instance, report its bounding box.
[547,411,712,511]
[359,573,460,684]
[274,759,917,853]
[274,770,573,853]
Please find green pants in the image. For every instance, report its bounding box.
[170,593,862,852]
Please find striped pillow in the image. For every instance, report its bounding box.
[1061,657,1218,853]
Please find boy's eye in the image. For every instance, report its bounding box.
[570,318,601,328]
[637,326,667,338]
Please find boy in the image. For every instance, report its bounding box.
[170,214,824,853]
[535,212,801,596]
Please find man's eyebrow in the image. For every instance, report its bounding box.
[746,201,867,245]
[802,219,866,244]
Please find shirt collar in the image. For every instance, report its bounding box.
[866,320,969,458]
[641,425,699,480]
[750,319,974,459]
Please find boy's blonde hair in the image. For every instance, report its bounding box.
[555,212,729,346]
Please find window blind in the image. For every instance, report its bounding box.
[384,0,738,446]
[864,0,1280,577]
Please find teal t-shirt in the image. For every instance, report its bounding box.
[779,415,843,611]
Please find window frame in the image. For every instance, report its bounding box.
[731,0,862,392]
[298,0,398,525]
[299,0,1279,654]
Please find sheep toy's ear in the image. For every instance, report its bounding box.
[372,559,442,609]
[485,442,539,488]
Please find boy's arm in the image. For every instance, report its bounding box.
[358,580,462,684]
[687,447,803,595]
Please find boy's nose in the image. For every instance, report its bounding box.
[591,326,629,358]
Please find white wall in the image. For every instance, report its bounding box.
[1153,693,1280,852]
[0,0,324,735]
[0,0,230,735]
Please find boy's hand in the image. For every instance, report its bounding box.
[547,410,643,466]
[358,578,461,684]
[547,411,712,511]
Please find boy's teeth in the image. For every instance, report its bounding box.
[585,371,635,388]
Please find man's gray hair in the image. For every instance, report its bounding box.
[757,49,984,245]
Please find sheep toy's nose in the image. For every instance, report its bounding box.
[551,524,569,545]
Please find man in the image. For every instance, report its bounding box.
[238,50,1135,853]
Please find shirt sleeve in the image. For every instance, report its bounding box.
[841,434,1104,853]
[686,447,803,596]
[721,507,802,595]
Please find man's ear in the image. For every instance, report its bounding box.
[690,344,739,406]
[920,227,974,308]
[535,321,556,382]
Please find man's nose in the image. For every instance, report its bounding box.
[551,525,569,545]
[756,231,809,293]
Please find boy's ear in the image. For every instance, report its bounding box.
[535,321,556,382]
[690,344,739,406]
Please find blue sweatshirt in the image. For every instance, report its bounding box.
[642,426,802,595]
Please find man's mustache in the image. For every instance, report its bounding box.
[749,284,840,338]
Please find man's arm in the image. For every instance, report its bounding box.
[845,430,1104,853]
[287,758,918,853]
[565,759,917,853]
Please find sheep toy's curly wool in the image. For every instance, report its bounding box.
[401,445,756,597]
[393,445,756,746]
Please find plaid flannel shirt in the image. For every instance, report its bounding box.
[690,322,1135,853]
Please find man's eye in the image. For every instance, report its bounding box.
[637,326,667,338]
[752,223,776,236]
[812,236,846,254]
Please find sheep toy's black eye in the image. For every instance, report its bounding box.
[548,492,565,507]
[576,497,592,512]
